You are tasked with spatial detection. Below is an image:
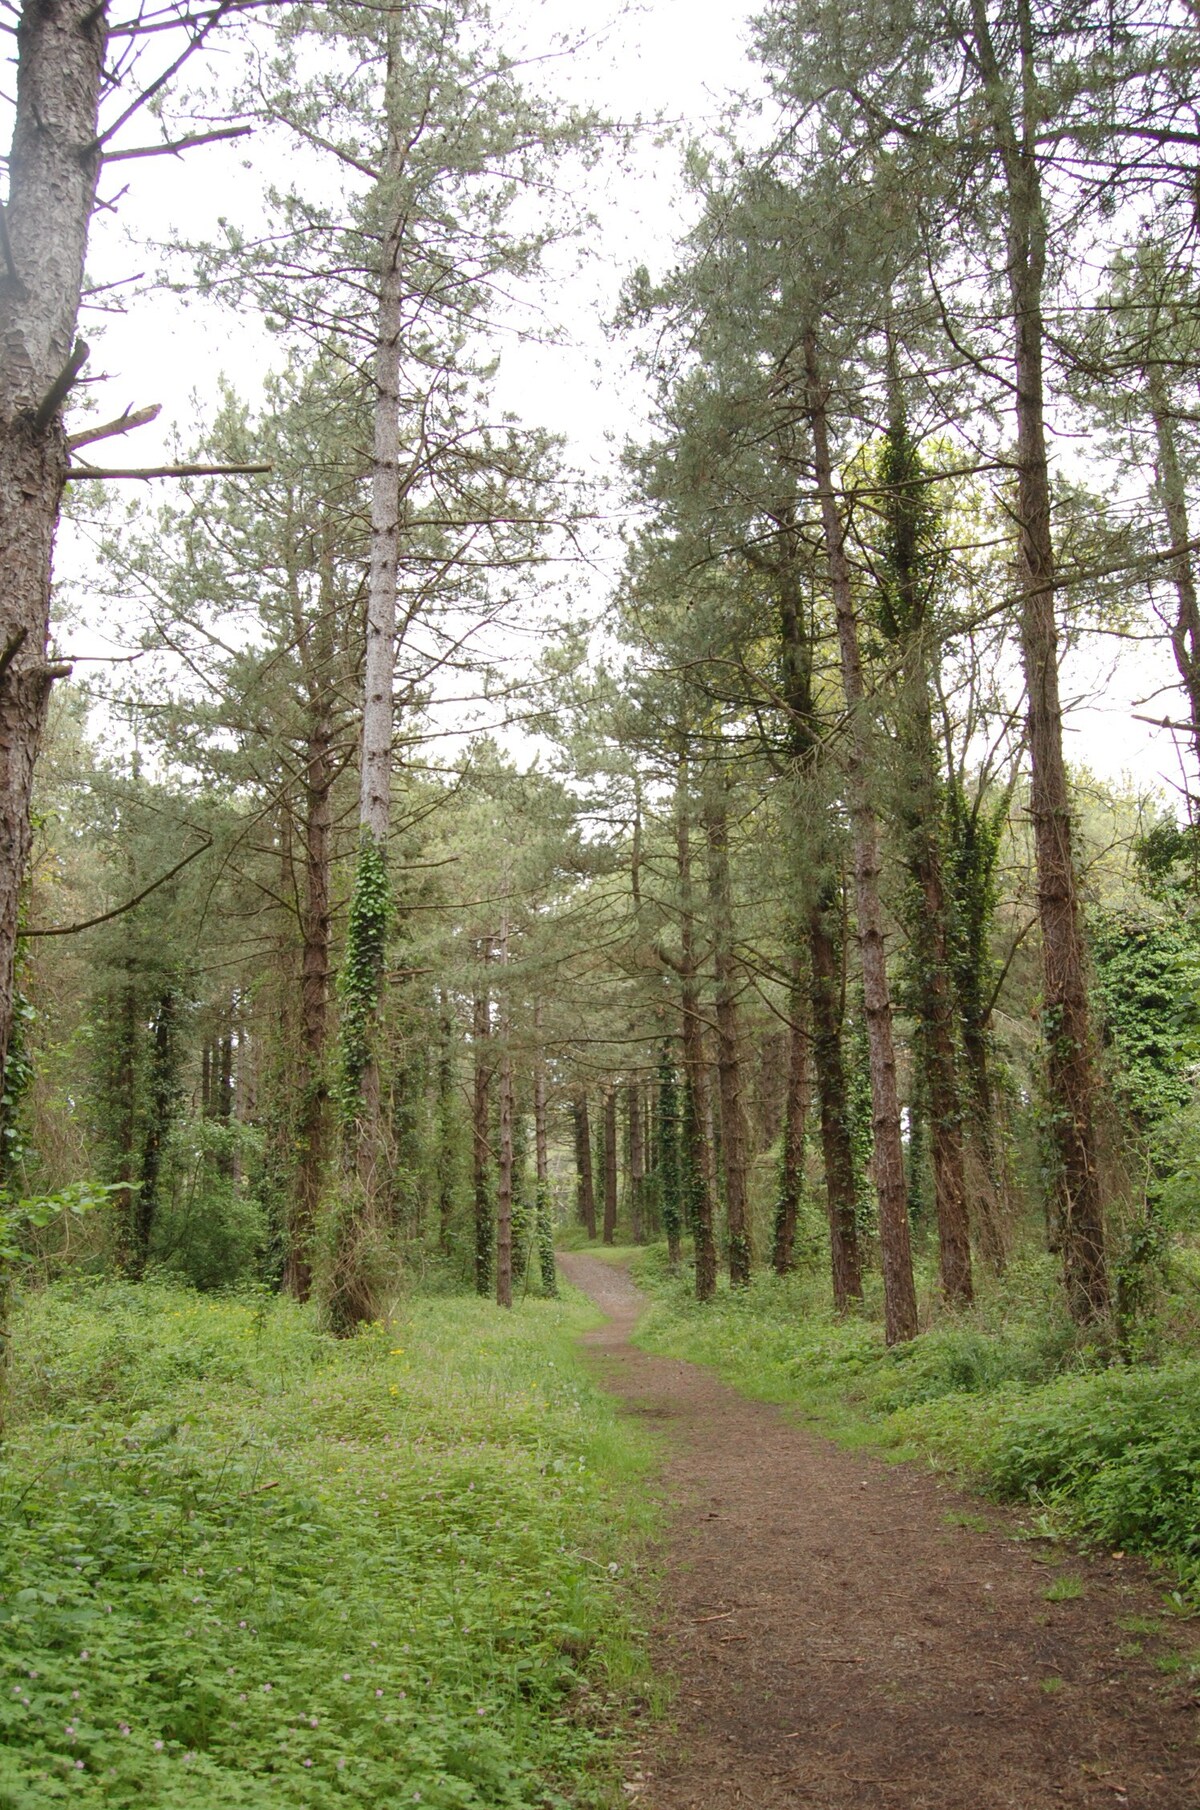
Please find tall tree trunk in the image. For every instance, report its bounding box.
[533,1041,557,1295]
[773,510,862,1305]
[602,1084,618,1245]
[496,1045,514,1308]
[136,987,179,1275]
[676,761,718,1300]
[948,781,1009,1271]
[773,953,810,1276]
[1147,362,1200,808]
[437,994,457,1254]
[0,2,107,1102]
[657,1044,684,1266]
[628,1077,645,1243]
[346,19,405,1212]
[970,0,1107,1321]
[284,681,334,1300]
[573,1093,597,1238]
[879,398,973,1305]
[809,888,864,1309]
[806,331,918,1344]
[704,774,752,1285]
[112,978,141,1277]
[471,937,493,1295]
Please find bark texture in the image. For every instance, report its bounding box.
[0,1,108,1095]
[1147,364,1200,803]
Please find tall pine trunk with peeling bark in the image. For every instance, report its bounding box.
[342,24,404,1211]
[0,1,107,1100]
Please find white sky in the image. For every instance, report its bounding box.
[47,0,1190,811]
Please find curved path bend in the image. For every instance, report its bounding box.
[557,1251,1199,1810]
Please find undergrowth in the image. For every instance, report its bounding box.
[0,1279,657,1809]
[632,1240,1200,1600]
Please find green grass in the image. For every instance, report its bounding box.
[1042,1575,1084,1602]
[0,1277,658,1809]
[627,1241,1200,1602]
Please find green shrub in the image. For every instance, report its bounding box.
[981,1362,1200,1582]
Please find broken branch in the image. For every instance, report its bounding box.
[68,403,161,451]
[33,339,89,432]
[0,198,23,295]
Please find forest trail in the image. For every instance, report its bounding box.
[556,1253,1200,1810]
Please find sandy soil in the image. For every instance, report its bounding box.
[557,1251,1200,1810]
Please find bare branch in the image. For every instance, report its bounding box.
[24,838,213,938]
[67,403,161,451]
[66,461,272,480]
[102,123,252,164]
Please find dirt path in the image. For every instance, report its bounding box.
[557,1252,1200,1810]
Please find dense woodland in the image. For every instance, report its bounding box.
[4,0,1200,1803]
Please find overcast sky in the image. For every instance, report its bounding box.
[45,0,1189,810]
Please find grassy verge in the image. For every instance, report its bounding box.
[629,1242,1200,1604]
[0,1278,658,1809]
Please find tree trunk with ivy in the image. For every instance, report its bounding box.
[496,1047,514,1309]
[436,994,457,1254]
[628,1077,645,1242]
[771,515,862,1306]
[676,761,718,1301]
[602,1083,618,1245]
[471,937,493,1294]
[967,0,1107,1322]
[572,1092,596,1237]
[876,400,973,1306]
[533,1043,556,1295]
[657,1044,684,1266]
[332,21,405,1326]
[284,607,336,1299]
[773,953,809,1276]
[134,987,180,1276]
[806,330,917,1344]
[705,773,751,1284]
